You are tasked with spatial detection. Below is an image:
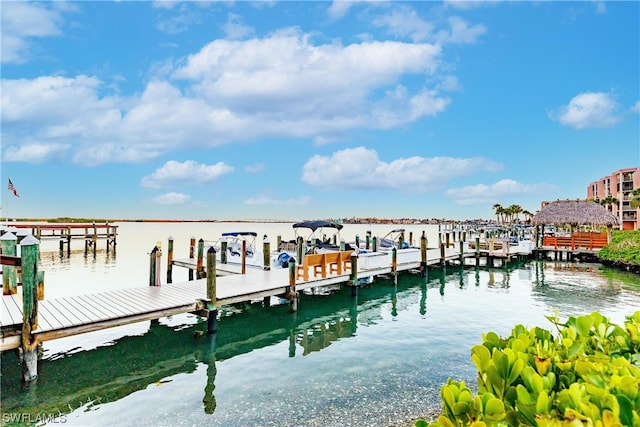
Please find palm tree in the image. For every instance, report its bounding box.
[506,204,523,223]
[600,195,618,212]
[492,203,503,223]
[631,189,640,209]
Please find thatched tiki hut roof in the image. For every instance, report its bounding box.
[532,199,619,227]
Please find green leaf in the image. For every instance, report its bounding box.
[471,345,492,373]
[575,315,593,337]
[536,391,549,414]
[616,393,634,427]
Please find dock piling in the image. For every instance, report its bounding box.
[263,236,270,270]
[197,239,205,279]
[20,235,40,382]
[206,247,217,334]
[288,259,298,312]
[420,233,427,277]
[149,244,162,286]
[167,237,174,283]
[189,237,196,280]
[392,248,398,285]
[1,232,18,295]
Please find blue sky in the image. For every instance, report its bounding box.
[1,1,638,221]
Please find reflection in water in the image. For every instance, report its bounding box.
[1,275,419,418]
[1,260,639,423]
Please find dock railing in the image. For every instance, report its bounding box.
[543,232,608,250]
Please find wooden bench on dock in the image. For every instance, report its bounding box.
[297,251,353,281]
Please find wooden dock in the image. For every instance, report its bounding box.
[0,222,117,255]
[1,231,539,383]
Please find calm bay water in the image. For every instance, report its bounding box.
[2,222,640,426]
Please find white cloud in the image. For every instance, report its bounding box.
[2,29,454,166]
[223,13,254,39]
[440,16,487,44]
[553,92,621,129]
[445,179,560,205]
[0,2,65,64]
[370,7,485,45]
[327,1,365,19]
[631,101,640,113]
[244,194,312,206]
[152,192,192,205]
[371,6,434,42]
[302,147,503,191]
[1,143,70,164]
[444,0,500,10]
[141,160,234,189]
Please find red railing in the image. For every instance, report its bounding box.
[542,232,608,250]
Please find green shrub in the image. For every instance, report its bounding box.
[419,311,640,426]
[598,231,640,266]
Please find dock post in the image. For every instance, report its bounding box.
[355,234,360,249]
[392,247,398,285]
[241,239,247,274]
[440,242,445,266]
[221,240,227,264]
[372,236,378,252]
[206,247,217,334]
[277,235,282,251]
[409,231,413,247]
[459,241,464,266]
[1,232,18,295]
[420,232,427,277]
[340,239,345,251]
[475,237,480,266]
[37,271,45,300]
[189,237,196,280]
[66,226,71,256]
[350,252,358,297]
[149,244,162,286]
[366,231,371,250]
[92,222,97,256]
[288,259,298,312]
[263,236,270,270]
[350,254,358,289]
[445,233,450,248]
[197,239,205,279]
[167,236,174,283]
[20,235,40,382]
[296,236,304,260]
[84,226,89,255]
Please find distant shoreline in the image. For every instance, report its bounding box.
[4,217,497,225]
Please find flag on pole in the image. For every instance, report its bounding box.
[8,178,19,197]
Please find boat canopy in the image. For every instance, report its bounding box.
[221,232,258,238]
[292,221,343,232]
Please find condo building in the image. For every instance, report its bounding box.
[587,167,640,230]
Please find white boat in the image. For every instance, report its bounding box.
[208,231,282,269]
[378,228,411,250]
